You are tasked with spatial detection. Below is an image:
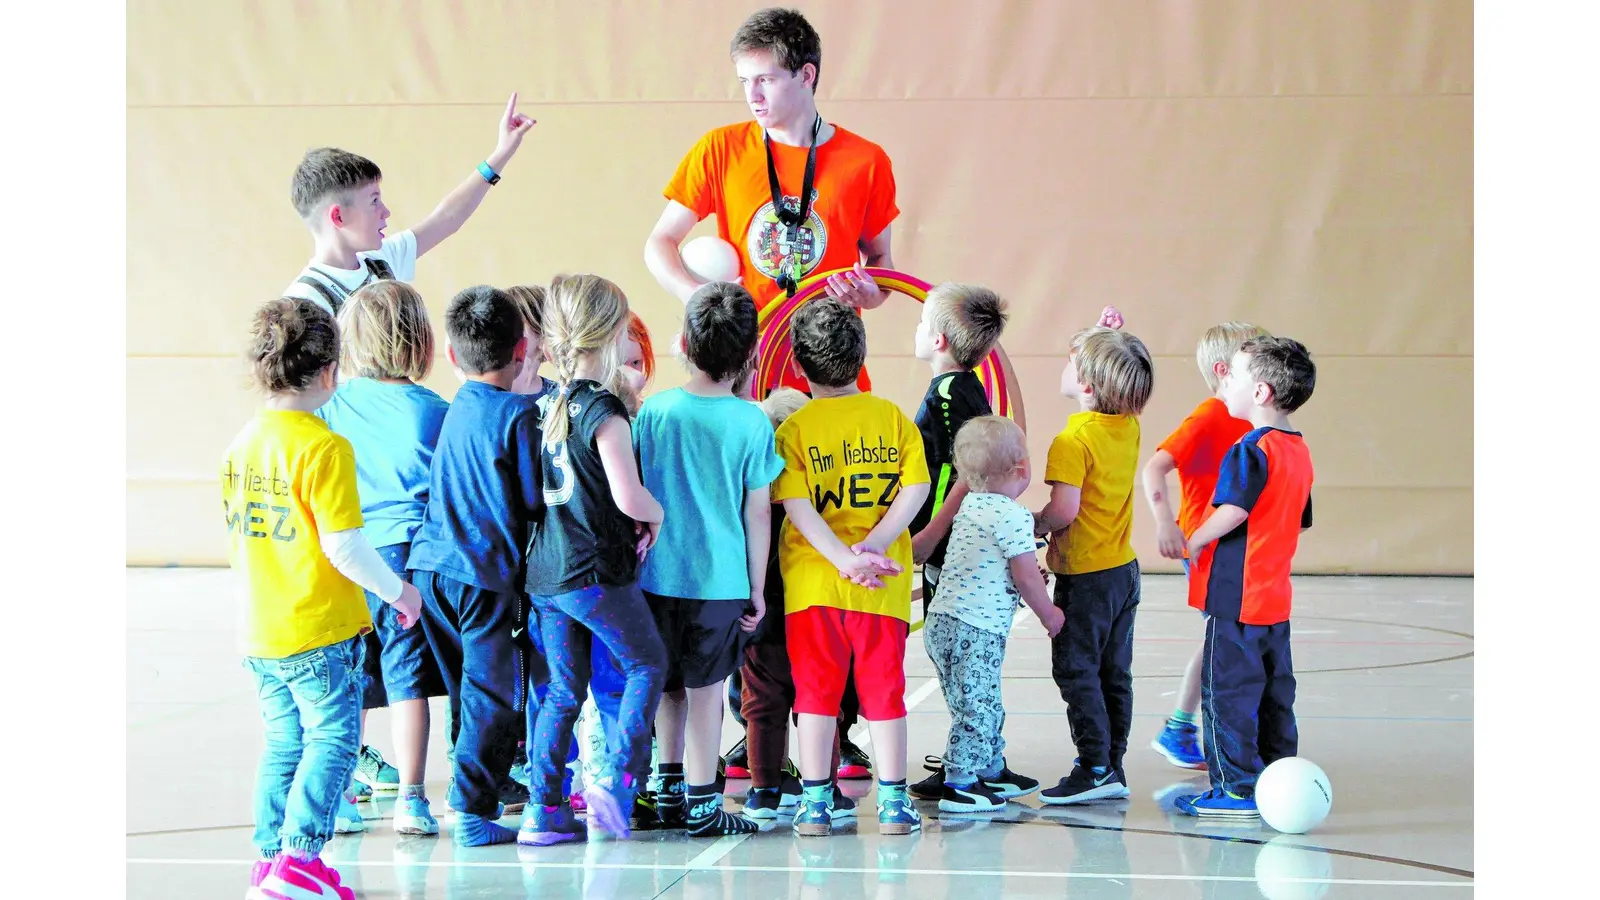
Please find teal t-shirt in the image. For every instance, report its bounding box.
[315,378,450,549]
[634,389,784,600]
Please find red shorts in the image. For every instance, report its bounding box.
[786,606,907,720]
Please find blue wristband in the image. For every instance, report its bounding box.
[477,161,501,185]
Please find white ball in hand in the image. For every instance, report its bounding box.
[680,236,742,284]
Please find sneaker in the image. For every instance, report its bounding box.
[256,853,355,900]
[584,773,638,840]
[353,745,401,793]
[1152,721,1206,769]
[938,780,1007,814]
[511,744,531,787]
[349,780,373,803]
[632,790,670,831]
[334,792,366,833]
[655,776,686,828]
[394,795,440,836]
[777,772,804,810]
[982,765,1041,800]
[830,786,858,820]
[876,783,922,834]
[518,802,587,846]
[499,777,531,816]
[1175,788,1260,819]
[743,786,786,820]
[721,737,750,779]
[245,857,273,899]
[909,756,945,800]
[686,791,759,837]
[569,792,588,815]
[1039,763,1129,806]
[837,737,873,780]
[792,785,833,837]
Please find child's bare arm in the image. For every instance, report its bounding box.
[1143,450,1187,559]
[1187,504,1249,555]
[596,416,663,525]
[911,478,969,564]
[741,488,771,631]
[1035,482,1081,536]
[412,94,536,257]
[1008,553,1063,637]
[780,497,901,588]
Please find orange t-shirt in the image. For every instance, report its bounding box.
[665,121,898,392]
[1158,397,1254,540]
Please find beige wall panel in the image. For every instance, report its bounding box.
[129,0,1470,108]
[128,2,1472,573]
[129,95,1470,357]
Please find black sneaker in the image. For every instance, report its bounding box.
[909,756,945,800]
[982,766,1041,800]
[837,738,872,780]
[499,776,531,816]
[743,786,785,820]
[938,780,1007,814]
[830,786,858,820]
[1039,763,1130,806]
[630,790,669,830]
[655,776,686,828]
[686,792,759,837]
[721,737,750,779]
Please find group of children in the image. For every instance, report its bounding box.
[222,112,1318,900]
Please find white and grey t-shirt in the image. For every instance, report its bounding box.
[928,492,1039,636]
[282,230,418,314]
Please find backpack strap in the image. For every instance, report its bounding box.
[364,257,396,281]
[296,275,346,315]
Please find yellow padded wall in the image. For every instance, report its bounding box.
[128,0,1471,572]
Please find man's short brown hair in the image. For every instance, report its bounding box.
[791,298,865,387]
[1240,336,1316,413]
[291,148,382,220]
[731,8,822,91]
[1070,327,1154,416]
[925,283,1009,370]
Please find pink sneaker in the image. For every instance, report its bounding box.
[256,853,355,900]
[243,857,273,899]
[569,792,588,814]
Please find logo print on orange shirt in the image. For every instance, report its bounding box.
[747,191,828,284]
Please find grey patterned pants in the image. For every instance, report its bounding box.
[925,612,1010,784]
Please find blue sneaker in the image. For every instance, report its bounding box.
[335,791,367,833]
[1175,788,1260,819]
[829,786,858,820]
[518,802,586,846]
[1152,721,1206,769]
[395,794,439,836]
[792,784,833,837]
[354,744,401,793]
[876,783,921,835]
[350,779,373,803]
[584,773,639,840]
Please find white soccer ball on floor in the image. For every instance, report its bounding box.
[680,236,742,283]
[1256,757,1332,834]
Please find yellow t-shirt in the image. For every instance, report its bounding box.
[772,393,930,622]
[222,410,372,658]
[1044,411,1141,575]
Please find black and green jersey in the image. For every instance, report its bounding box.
[909,370,992,567]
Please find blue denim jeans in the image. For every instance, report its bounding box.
[245,635,365,857]
[526,609,623,793]
[527,582,666,805]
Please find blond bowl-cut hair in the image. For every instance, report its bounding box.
[761,387,809,428]
[1070,326,1154,416]
[337,280,435,381]
[1197,322,1270,392]
[953,415,1029,493]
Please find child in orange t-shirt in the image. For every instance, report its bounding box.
[1139,322,1269,769]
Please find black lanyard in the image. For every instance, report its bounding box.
[763,114,822,297]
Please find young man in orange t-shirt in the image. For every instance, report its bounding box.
[1139,323,1269,770]
[643,7,899,396]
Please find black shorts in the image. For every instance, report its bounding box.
[645,593,755,691]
